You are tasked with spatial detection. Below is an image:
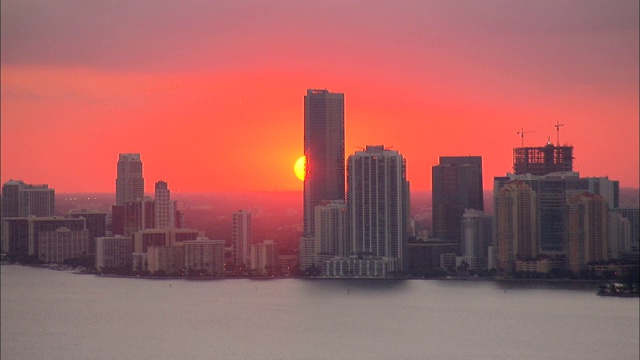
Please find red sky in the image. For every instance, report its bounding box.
[1,1,638,193]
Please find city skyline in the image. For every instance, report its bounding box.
[1,1,639,193]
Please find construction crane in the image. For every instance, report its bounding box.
[554,120,565,146]
[516,127,535,147]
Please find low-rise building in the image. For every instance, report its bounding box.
[325,256,398,277]
[406,240,459,275]
[514,258,566,273]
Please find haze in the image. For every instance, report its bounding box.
[2,0,638,193]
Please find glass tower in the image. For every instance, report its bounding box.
[303,89,345,237]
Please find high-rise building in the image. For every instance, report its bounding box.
[301,200,349,272]
[495,180,538,273]
[250,240,278,275]
[303,89,345,237]
[154,180,174,228]
[315,200,348,257]
[298,235,317,271]
[116,153,144,206]
[614,208,639,252]
[347,145,410,271]
[432,156,483,243]
[1,180,55,218]
[232,210,252,267]
[111,197,155,236]
[513,144,573,176]
[584,177,619,209]
[461,209,493,271]
[609,212,631,259]
[567,192,609,272]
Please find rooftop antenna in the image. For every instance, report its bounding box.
[554,120,565,146]
[516,127,534,147]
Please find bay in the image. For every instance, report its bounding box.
[2,265,638,360]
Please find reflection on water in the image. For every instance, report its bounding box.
[2,265,638,360]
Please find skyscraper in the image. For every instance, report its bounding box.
[347,145,410,271]
[461,209,493,271]
[432,156,483,242]
[609,212,631,259]
[116,153,144,206]
[303,89,345,237]
[567,192,609,272]
[154,180,173,228]
[315,200,348,257]
[495,180,538,273]
[232,210,252,267]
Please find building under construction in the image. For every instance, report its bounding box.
[513,144,573,176]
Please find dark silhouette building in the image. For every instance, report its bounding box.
[303,89,345,236]
[432,156,483,243]
[67,210,107,255]
[111,198,155,236]
[513,144,573,176]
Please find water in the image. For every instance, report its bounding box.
[2,265,638,360]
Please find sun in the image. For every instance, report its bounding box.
[294,156,306,181]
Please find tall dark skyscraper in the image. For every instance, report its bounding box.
[116,153,144,206]
[432,156,483,243]
[303,89,345,237]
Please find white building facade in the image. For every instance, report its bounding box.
[232,210,252,267]
[347,145,410,274]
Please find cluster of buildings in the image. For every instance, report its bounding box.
[299,89,410,277]
[298,89,638,278]
[416,142,638,276]
[2,89,638,279]
[1,155,279,277]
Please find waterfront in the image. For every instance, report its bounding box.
[2,265,638,360]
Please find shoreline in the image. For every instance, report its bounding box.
[0,263,616,285]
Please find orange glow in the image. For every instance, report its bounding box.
[1,2,638,193]
[294,156,306,181]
